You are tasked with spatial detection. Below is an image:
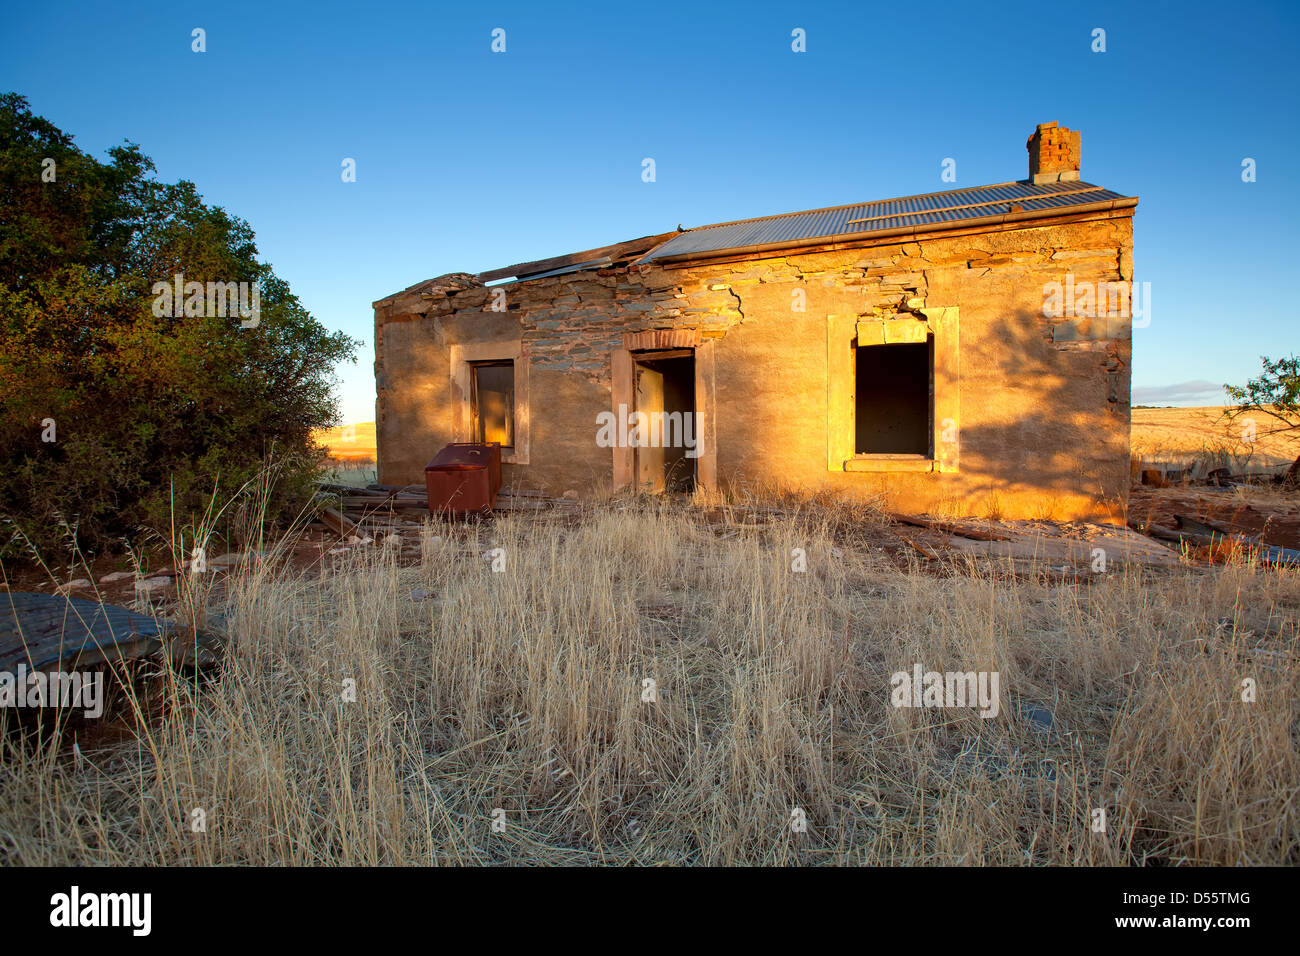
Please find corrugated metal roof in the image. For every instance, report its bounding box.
[513,255,612,281]
[477,233,676,284]
[636,180,1134,264]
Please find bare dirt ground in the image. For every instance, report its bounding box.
[3,494,1190,605]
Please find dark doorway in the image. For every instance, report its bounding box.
[855,340,932,456]
[633,351,696,493]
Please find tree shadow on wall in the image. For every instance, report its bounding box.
[944,306,1129,520]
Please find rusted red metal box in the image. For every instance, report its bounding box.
[424,443,502,515]
[424,463,491,515]
[441,442,502,498]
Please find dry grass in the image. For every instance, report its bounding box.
[321,460,378,489]
[1,498,1297,866]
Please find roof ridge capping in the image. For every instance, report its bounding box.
[675,179,1071,235]
[636,184,1136,266]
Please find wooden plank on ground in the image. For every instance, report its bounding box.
[887,512,1011,542]
[319,507,359,537]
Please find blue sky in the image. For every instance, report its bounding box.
[2,0,1296,423]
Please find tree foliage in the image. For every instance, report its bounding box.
[1225,355,1300,433]
[0,93,358,555]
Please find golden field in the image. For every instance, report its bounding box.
[315,422,377,462]
[1132,406,1299,471]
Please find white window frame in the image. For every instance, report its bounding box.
[450,340,529,465]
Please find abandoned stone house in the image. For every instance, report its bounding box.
[373,122,1138,521]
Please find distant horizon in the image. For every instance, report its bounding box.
[318,402,1255,426]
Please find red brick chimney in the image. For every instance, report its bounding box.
[1026,122,1081,184]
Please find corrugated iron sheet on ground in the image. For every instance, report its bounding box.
[0,592,219,672]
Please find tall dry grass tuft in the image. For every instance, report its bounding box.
[1,495,1297,865]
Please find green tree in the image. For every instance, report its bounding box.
[1225,355,1300,479]
[0,93,358,555]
